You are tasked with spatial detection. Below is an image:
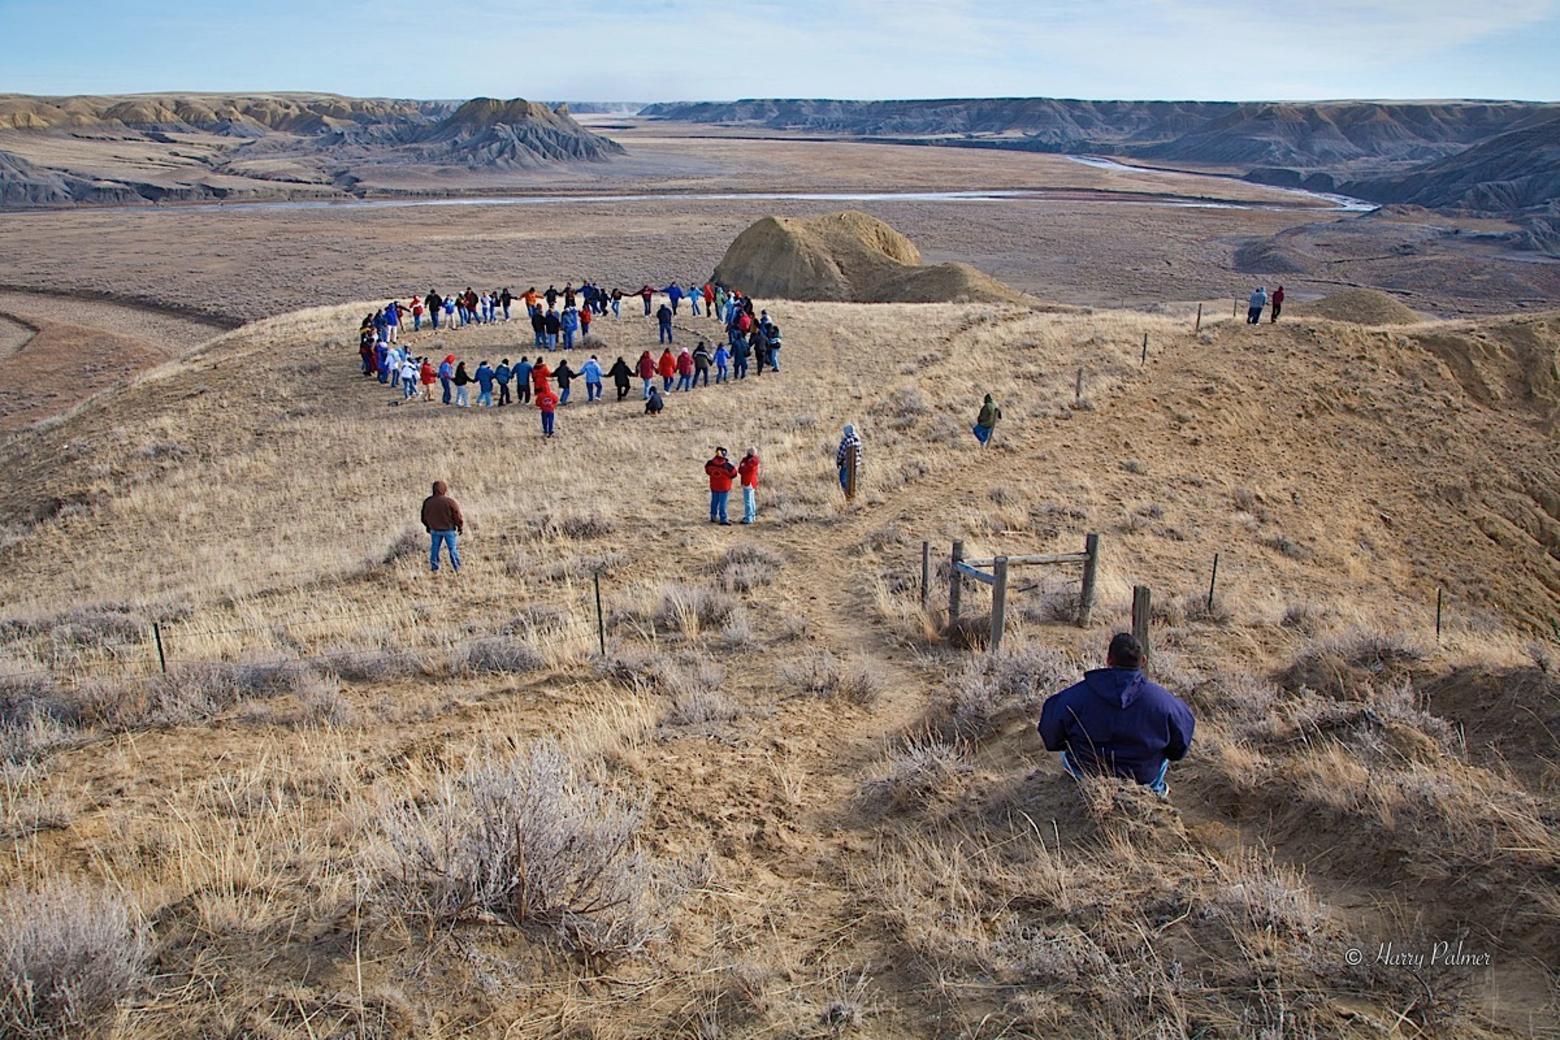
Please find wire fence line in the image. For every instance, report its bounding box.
[0,592,610,686]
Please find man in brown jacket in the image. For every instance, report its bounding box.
[420,480,464,573]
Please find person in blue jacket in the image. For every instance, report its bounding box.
[560,305,580,350]
[1038,633,1195,797]
[663,282,684,315]
[581,355,603,402]
[474,360,496,407]
[495,358,512,406]
[513,357,533,405]
[437,355,455,405]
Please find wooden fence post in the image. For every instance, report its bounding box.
[1075,367,1084,405]
[1195,302,1203,332]
[1077,533,1100,627]
[1131,585,1152,665]
[948,540,964,623]
[152,622,167,674]
[1141,332,1148,366]
[990,557,1009,653]
[920,541,930,607]
[844,446,858,502]
[1233,298,1238,318]
[1436,587,1443,641]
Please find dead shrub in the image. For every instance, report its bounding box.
[1280,600,1332,635]
[83,657,323,729]
[530,511,616,540]
[320,646,423,683]
[783,651,882,707]
[379,526,424,567]
[1205,850,1328,943]
[654,584,740,636]
[860,736,971,811]
[946,644,1076,739]
[0,879,149,1038]
[718,546,782,592]
[662,688,743,729]
[455,637,544,676]
[373,739,662,955]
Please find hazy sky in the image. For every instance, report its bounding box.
[3,0,1558,102]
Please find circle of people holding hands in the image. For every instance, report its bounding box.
[357,280,785,436]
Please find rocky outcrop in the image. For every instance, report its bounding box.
[714,211,1023,304]
[409,98,625,167]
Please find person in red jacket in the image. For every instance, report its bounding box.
[704,447,738,525]
[702,282,716,319]
[418,357,436,401]
[1270,284,1285,323]
[536,386,559,438]
[636,350,656,398]
[675,347,694,391]
[638,283,655,316]
[737,447,761,524]
[657,348,676,391]
[531,357,552,395]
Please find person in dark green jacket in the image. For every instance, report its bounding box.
[973,394,1001,446]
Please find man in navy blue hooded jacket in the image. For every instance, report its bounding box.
[1038,633,1194,796]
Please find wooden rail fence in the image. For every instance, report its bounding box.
[937,532,1102,652]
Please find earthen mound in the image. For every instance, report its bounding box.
[713,211,1023,303]
[1291,289,1424,325]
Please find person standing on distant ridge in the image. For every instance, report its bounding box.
[1270,285,1285,323]
[1247,286,1267,325]
[421,481,464,573]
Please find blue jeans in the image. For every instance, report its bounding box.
[586,381,601,401]
[709,490,729,523]
[769,347,780,372]
[742,486,756,523]
[1059,751,1170,795]
[560,384,571,404]
[402,380,417,400]
[839,467,849,491]
[690,297,701,315]
[478,388,493,407]
[658,323,673,344]
[413,314,422,331]
[663,375,674,391]
[431,311,439,329]
[429,529,460,572]
[694,369,708,387]
[612,299,620,318]
[440,377,451,404]
[716,365,728,383]
[455,386,469,406]
[503,303,510,320]
[563,329,575,349]
[541,411,555,436]
[642,378,653,399]
[677,374,691,391]
[733,358,747,379]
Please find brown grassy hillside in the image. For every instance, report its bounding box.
[1,299,1556,1037]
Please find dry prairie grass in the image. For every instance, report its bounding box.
[0,295,1556,1037]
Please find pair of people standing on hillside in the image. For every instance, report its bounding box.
[1247,285,1285,323]
[703,447,761,524]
